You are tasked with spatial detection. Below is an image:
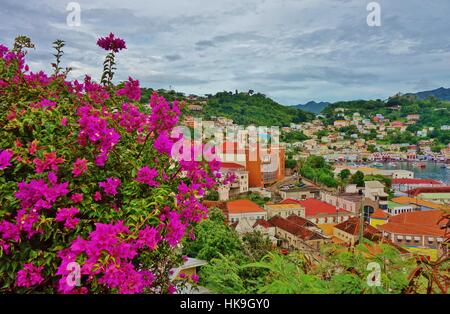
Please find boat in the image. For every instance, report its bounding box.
[388,162,397,167]
[415,162,426,168]
[371,162,383,168]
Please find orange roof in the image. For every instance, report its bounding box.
[371,208,389,220]
[378,210,448,237]
[226,199,265,214]
[391,196,449,211]
[318,224,336,236]
[220,162,246,170]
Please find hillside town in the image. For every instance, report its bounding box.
[179,102,450,264]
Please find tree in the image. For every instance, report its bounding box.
[367,144,377,153]
[182,208,243,261]
[351,171,365,187]
[339,169,351,181]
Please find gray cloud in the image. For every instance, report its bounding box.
[0,0,449,104]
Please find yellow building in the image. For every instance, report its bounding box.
[369,208,389,228]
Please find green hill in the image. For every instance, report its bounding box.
[322,95,450,145]
[141,88,315,127]
[200,91,314,126]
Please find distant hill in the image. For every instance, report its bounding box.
[201,91,315,126]
[294,101,330,114]
[404,87,450,101]
[140,88,315,127]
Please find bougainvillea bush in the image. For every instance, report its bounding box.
[0,34,223,293]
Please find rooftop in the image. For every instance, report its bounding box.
[220,162,246,170]
[371,208,390,220]
[334,217,381,238]
[280,198,353,217]
[406,186,450,196]
[392,178,443,185]
[365,180,385,189]
[268,215,326,240]
[265,203,303,210]
[391,196,450,211]
[378,210,449,237]
[226,199,266,214]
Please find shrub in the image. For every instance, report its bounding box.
[0,35,224,293]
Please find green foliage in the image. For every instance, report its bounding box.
[199,91,315,126]
[339,169,351,181]
[364,174,392,187]
[182,208,243,261]
[281,130,309,143]
[351,171,365,187]
[299,156,338,187]
[285,159,297,169]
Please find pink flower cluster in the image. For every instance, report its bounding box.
[0,149,13,170]
[72,158,88,177]
[16,263,44,288]
[148,92,180,132]
[99,177,121,196]
[33,152,64,173]
[115,103,148,133]
[15,178,69,212]
[97,33,126,53]
[135,166,159,187]
[55,207,80,229]
[77,105,120,167]
[116,77,141,101]
[57,221,154,294]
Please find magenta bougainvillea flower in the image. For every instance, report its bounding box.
[93,191,102,201]
[136,225,161,250]
[163,211,185,247]
[191,274,199,283]
[70,193,83,204]
[72,158,88,177]
[15,179,69,212]
[0,149,13,170]
[96,33,126,53]
[33,152,64,173]
[0,36,224,294]
[16,263,44,287]
[60,117,68,126]
[55,207,80,229]
[99,177,121,196]
[135,166,159,187]
[116,77,141,101]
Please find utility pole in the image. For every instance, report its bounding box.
[359,202,365,244]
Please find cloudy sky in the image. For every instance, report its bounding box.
[1,0,450,105]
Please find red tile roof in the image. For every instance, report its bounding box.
[406,186,450,196]
[253,219,274,229]
[280,198,352,217]
[226,199,265,214]
[392,178,442,185]
[370,208,390,220]
[268,215,326,240]
[334,217,381,238]
[378,210,449,237]
[286,215,318,228]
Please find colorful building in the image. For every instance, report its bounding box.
[369,208,389,228]
[378,211,449,261]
